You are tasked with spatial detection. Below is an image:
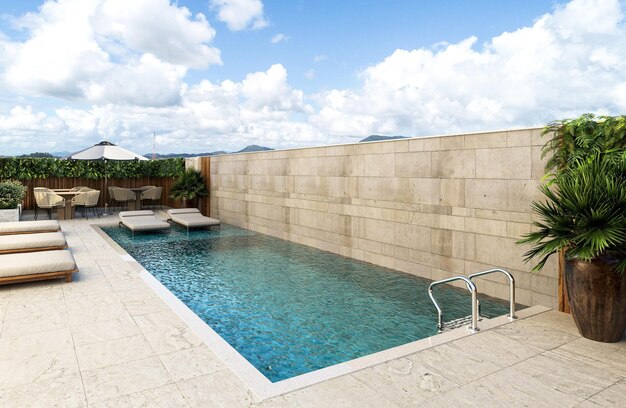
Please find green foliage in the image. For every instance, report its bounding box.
[170,169,209,201]
[519,156,626,274]
[541,113,626,173]
[0,158,184,180]
[0,180,26,209]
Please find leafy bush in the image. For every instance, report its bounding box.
[170,169,209,202]
[0,158,185,180]
[0,180,26,209]
[542,114,626,172]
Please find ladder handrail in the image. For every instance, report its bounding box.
[428,276,479,333]
[468,268,516,321]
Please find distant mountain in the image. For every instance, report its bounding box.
[51,151,72,158]
[17,152,57,158]
[144,151,227,159]
[236,145,273,153]
[359,135,407,143]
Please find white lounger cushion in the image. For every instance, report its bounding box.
[0,250,76,278]
[167,208,220,228]
[167,208,201,215]
[0,220,60,235]
[0,232,66,251]
[119,210,155,217]
[119,211,170,231]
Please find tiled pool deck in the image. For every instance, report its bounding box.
[0,214,624,407]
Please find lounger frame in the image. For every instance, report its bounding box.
[0,228,60,236]
[0,268,78,285]
[0,244,68,255]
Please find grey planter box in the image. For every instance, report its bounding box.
[0,207,20,222]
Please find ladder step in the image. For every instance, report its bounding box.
[440,315,482,332]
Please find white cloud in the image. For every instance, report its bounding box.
[210,0,268,31]
[1,0,626,155]
[270,33,289,44]
[311,0,626,136]
[81,54,186,107]
[304,69,315,80]
[0,105,64,132]
[48,64,319,154]
[0,0,220,105]
[93,0,221,68]
[313,54,327,63]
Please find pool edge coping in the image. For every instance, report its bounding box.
[92,224,551,400]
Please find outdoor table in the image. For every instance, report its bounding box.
[53,191,81,220]
[128,187,145,211]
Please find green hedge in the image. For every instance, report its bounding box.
[0,157,185,180]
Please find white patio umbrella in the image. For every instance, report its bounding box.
[68,141,148,215]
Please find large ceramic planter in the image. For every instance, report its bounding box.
[565,257,626,342]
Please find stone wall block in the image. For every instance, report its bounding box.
[464,131,507,149]
[363,154,395,177]
[475,147,531,179]
[431,150,476,179]
[507,180,542,213]
[474,234,529,272]
[465,179,508,211]
[394,152,431,178]
[408,178,441,205]
[394,223,431,252]
[440,179,465,207]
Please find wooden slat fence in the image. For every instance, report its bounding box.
[200,156,211,216]
[19,177,182,210]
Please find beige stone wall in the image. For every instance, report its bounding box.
[208,128,558,308]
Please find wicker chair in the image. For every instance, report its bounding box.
[140,187,163,210]
[72,190,100,219]
[112,188,135,211]
[34,188,65,220]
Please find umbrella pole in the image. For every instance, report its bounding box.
[102,160,110,216]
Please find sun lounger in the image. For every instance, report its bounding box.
[0,250,78,284]
[167,208,221,231]
[0,220,61,235]
[0,232,67,254]
[119,210,170,233]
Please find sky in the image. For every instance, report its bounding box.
[0,0,625,155]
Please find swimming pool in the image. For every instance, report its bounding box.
[103,224,511,382]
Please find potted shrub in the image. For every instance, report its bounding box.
[0,180,26,222]
[519,156,626,342]
[170,169,209,208]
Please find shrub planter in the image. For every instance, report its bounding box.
[0,207,19,222]
[565,257,626,343]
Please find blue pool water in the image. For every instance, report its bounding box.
[103,224,511,382]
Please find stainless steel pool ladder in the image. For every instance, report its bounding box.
[428,268,516,334]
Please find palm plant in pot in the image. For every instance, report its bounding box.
[519,155,626,342]
[170,169,208,208]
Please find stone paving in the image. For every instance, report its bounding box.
[0,214,624,407]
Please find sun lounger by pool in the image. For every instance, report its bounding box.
[167,208,220,231]
[0,220,61,235]
[119,210,171,233]
[0,249,77,284]
[0,232,67,254]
